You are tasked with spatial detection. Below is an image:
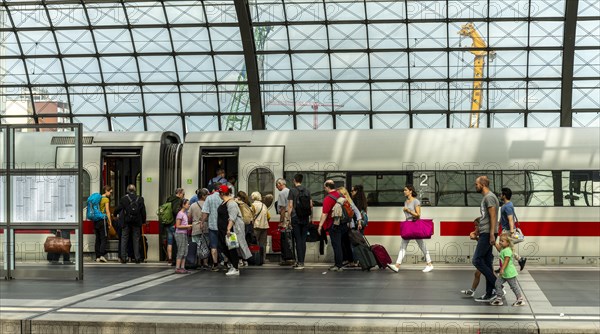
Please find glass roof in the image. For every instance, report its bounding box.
[1,0,599,137]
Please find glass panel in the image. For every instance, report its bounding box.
[328,24,367,49]
[500,171,526,207]
[436,171,466,206]
[576,20,600,47]
[261,84,294,112]
[406,1,445,20]
[531,0,565,17]
[285,0,325,22]
[491,112,525,128]
[408,22,447,48]
[371,82,410,112]
[143,85,180,114]
[289,25,327,50]
[294,83,332,112]
[333,83,370,111]
[572,112,600,128]
[450,82,488,111]
[331,53,368,80]
[214,55,246,81]
[335,114,370,130]
[1,59,28,85]
[87,3,128,26]
[55,30,95,54]
[369,23,407,49]
[68,86,107,115]
[132,28,172,53]
[94,29,134,53]
[12,5,50,28]
[251,0,285,22]
[529,50,562,78]
[257,25,288,51]
[450,52,489,79]
[350,174,407,207]
[26,58,64,85]
[11,175,78,223]
[297,113,332,130]
[111,116,145,132]
[528,113,560,128]
[204,1,237,23]
[210,26,243,52]
[165,1,206,24]
[63,58,101,84]
[566,171,600,207]
[448,0,488,19]
[100,57,139,83]
[327,1,365,20]
[450,21,488,48]
[181,84,219,113]
[489,21,528,47]
[572,81,600,109]
[105,86,143,114]
[0,31,21,56]
[528,81,561,110]
[48,4,88,27]
[291,53,330,81]
[14,229,76,268]
[411,82,449,111]
[73,116,109,132]
[578,0,600,17]
[147,115,183,138]
[185,115,220,132]
[18,30,58,56]
[527,171,554,206]
[372,114,410,129]
[247,167,275,199]
[264,115,294,130]
[219,83,250,114]
[409,52,447,79]
[125,1,166,25]
[491,50,527,78]
[177,55,215,82]
[138,56,177,82]
[366,1,406,20]
[413,114,447,129]
[488,81,527,110]
[412,172,435,206]
[2,93,32,125]
[171,27,211,52]
[262,54,292,81]
[370,52,408,80]
[573,50,600,78]
[489,0,529,18]
[530,21,563,47]
[33,87,69,117]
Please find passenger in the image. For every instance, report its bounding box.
[251,191,269,264]
[461,218,482,297]
[338,187,362,267]
[190,188,210,270]
[388,185,434,273]
[318,180,345,271]
[115,184,147,264]
[276,178,290,228]
[189,188,202,205]
[499,187,526,271]
[200,182,224,272]
[351,185,368,233]
[287,173,313,270]
[472,176,500,303]
[208,169,227,189]
[217,185,251,276]
[491,233,525,306]
[236,191,253,267]
[174,199,193,274]
[94,185,113,263]
[47,229,73,265]
[164,188,185,265]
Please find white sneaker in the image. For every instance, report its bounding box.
[95,258,101,263]
[387,264,399,273]
[422,265,434,273]
[99,256,108,263]
[225,268,239,276]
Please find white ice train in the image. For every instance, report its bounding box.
[5,127,600,265]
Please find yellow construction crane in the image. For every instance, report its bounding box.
[458,23,495,128]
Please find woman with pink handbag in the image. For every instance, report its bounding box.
[388,185,434,273]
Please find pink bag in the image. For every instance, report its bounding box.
[400,219,434,239]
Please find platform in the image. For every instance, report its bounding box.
[1,264,599,334]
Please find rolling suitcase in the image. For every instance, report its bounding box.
[363,235,392,269]
[247,245,264,266]
[185,241,198,269]
[352,243,377,271]
[280,228,295,261]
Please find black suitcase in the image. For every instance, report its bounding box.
[247,245,264,266]
[185,241,198,269]
[352,243,377,271]
[281,229,295,261]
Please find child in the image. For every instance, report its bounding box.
[174,199,193,274]
[490,232,525,306]
[461,218,482,297]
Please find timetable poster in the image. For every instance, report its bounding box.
[11,175,78,223]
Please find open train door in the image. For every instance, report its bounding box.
[237,146,284,203]
[158,132,182,261]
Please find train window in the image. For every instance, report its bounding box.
[350,173,407,207]
[564,171,600,207]
[526,171,554,206]
[412,171,435,206]
[247,167,274,200]
[499,171,527,207]
[82,169,91,206]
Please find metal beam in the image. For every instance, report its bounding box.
[233,0,264,130]
[560,0,579,127]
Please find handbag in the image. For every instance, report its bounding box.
[400,219,434,239]
[226,232,239,250]
[44,236,72,254]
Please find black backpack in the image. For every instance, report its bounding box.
[124,194,140,224]
[295,187,312,219]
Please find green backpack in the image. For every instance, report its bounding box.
[157,201,174,225]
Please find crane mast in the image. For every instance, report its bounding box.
[458,23,495,128]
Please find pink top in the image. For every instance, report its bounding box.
[175,211,189,234]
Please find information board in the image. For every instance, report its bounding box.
[11,175,78,223]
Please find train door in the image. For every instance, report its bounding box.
[101,149,142,208]
[201,148,238,189]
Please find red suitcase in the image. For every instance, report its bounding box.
[370,244,393,269]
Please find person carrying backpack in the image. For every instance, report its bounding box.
[317,180,345,271]
[161,188,184,265]
[286,174,312,270]
[114,184,147,264]
[93,185,113,263]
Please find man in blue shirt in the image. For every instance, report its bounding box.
[500,187,526,271]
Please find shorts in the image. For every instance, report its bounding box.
[166,225,176,245]
[174,233,188,259]
[209,229,219,249]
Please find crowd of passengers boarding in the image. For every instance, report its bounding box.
[90,170,527,307]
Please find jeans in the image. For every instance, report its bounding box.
[472,232,496,297]
[120,224,141,260]
[329,224,348,268]
[94,219,108,259]
[291,216,309,264]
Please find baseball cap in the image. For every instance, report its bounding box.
[216,185,230,194]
